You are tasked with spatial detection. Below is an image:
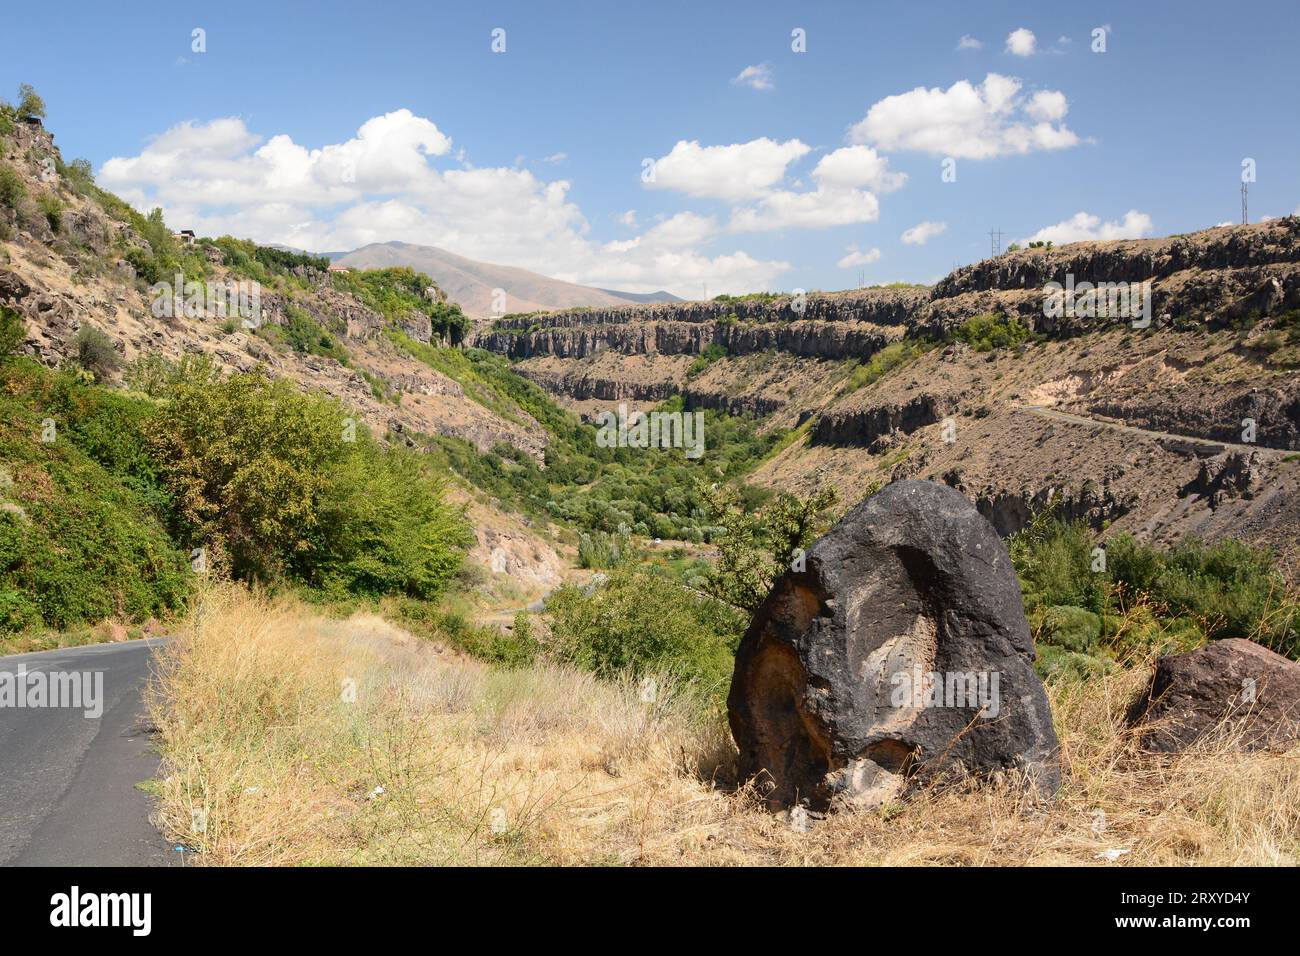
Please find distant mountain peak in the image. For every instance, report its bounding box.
[332,242,677,318]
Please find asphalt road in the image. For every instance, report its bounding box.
[0,639,174,866]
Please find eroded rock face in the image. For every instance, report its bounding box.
[1126,638,1300,752]
[728,480,1060,812]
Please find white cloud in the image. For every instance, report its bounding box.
[810,145,907,193]
[1006,28,1037,56]
[957,35,982,50]
[901,220,948,245]
[1020,210,1154,245]
[1025,90,1068,122]
[836,245,881,268]
[723,145,904,233]
[646,137,810,202]
[732,63,773,91]
[543,152,568,164]
[729,187,881,232]
[849,73,1080,159]
[99,112,790,296]
[617,209,638,227]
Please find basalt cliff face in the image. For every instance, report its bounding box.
[474,220,1300,570]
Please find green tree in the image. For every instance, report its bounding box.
[701,483,838,612]
[16,83,45,119]
[147,360,469,596]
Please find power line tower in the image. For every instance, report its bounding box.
[1241,181,1248,225]
[857,268,865,289]
[988,227,1005,257]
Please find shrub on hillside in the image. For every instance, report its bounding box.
[146,360,470,598]
[953,312,1030,352]
[545,567,745,693]
[1012,514,1300,660]
[0,363,190,637]
[0,305,26,360]
[71,325,122,381]
[0,164,25,210]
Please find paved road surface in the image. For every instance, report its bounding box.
[0,639,174,866]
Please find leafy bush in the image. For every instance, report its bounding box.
[686,343,727,378]
[71,326,121,381]
[0,361,190,637]
[1036,605,1102,653]
[952,313,1030,352]
[577,527,629,569]
[0,164,25,209]
[701,483,838,612]
[0,305,26,360]
[1012,513,1300,660]
[37,194,62,232]
[841,339,932,394]
[146,360,470,598]
[545,567,745,693]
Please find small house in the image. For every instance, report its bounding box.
[176,230,196,245]
[327,264,351,273]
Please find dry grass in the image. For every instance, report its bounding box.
[147,584,1300,866]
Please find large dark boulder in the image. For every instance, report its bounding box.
[1126,638,1300,752]
[728,480,1060,812]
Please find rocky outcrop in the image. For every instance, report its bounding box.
[1180,451,1260,507]
[811,393,954,447]
[477,318,898,361]
[1126,638,1300,752]
[728,480,1060,813]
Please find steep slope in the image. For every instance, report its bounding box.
[333,241,677,319]
[0,118,546,461]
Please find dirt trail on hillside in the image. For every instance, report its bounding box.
[1014,403,1290,459]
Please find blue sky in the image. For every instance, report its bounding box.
[5,0,1299,297]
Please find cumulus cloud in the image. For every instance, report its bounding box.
[957,35,982,50]
[732,63,773,91]
[646,137,810,202]
[901,220,948,245]
[836,245,881,268]
[1020,210,1154,245]
[99,111,790,296]
[810,145,907,193]
[642,139,902,234]
[849,73,1080,159]
[1005,28,1037,56]
[724,145,903,232]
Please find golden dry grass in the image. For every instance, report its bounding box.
[147,584,1300,866]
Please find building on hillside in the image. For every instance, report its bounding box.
[327,264,351,273]
[176,229,196,245]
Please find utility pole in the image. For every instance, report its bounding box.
[1242,181,1248,225]
[988,227,1005,257]
[858,269,865,289]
